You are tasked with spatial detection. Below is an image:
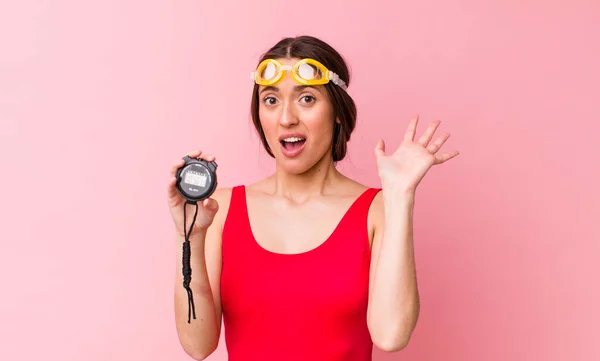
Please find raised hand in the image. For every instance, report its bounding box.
[374,115,459,194]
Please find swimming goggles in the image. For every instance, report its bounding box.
[250,58,348,91]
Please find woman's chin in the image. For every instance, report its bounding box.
[275,158,311,175]
[274,150,332,175]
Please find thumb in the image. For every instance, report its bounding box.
[374,139,385,158]
[202,198,219,218]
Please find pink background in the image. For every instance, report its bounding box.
[1,1,599,360]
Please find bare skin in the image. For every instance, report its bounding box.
[245,176,374,255]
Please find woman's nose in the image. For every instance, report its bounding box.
[279,102,299,127]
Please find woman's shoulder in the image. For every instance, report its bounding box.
[344,180,385,235]
[211,186,234,203]
[337,178,382,201]
[330,179,385,245]
[209,187,236,229]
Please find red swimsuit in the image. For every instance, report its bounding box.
[220,185,381,360]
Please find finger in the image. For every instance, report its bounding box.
[426,133,450,153]
[187,149,202,157]
[374,139,385,158]
[198,153,216,162]
[171,150,201,176]
[202,198,220,217]
[418,120,441,147]
[434,150,460,164]
[403,114,419,142]
[186,148,215,162]
[203,197,219,211]
[167,176,177,196]
[170,158,185,176]
[167,176,181,205]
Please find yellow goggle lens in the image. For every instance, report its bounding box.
[298,63,323,81]
[259,62,279,81]
[253,59,285,85]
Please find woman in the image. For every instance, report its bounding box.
[167,35,459,361]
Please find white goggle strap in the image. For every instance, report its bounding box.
[328,71,348,91]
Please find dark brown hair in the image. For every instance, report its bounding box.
[250,35,357,162]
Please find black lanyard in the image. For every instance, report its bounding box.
[182,200,199,323]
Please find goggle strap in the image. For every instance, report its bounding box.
[329,71,348,90]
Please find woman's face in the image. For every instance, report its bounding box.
[258,57,337,174]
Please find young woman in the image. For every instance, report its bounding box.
[167,35,459,361]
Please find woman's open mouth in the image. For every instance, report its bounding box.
[280,136,306,157]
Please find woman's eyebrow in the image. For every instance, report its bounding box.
[259,85,318,94]
[260,86,278,94]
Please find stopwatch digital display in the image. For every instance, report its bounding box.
[183,171,208,187]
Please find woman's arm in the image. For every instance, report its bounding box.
[367,189,420,352]
[368,116,458,351]
[174,188,231,360]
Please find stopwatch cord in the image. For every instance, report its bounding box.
[182,200,199,323]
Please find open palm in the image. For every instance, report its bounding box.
[374,115,459,193]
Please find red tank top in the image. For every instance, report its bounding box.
[220,185,382,361]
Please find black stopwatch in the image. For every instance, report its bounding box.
[175,154,218,323]
[175,155,218,202]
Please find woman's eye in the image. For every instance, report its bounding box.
[264,97,277,105]
[300,95,315,104]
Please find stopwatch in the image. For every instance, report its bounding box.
[175,155,218,202]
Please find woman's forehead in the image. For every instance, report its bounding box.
[271,57,302,65]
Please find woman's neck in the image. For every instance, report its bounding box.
[269,154,343,202]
